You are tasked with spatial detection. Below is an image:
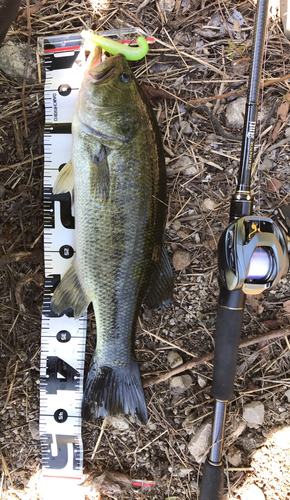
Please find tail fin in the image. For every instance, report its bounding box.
[82,357,148,424]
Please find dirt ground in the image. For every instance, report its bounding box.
[0,1,290,499]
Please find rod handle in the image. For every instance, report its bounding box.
[211,288,245,401]
[199,460,224,500]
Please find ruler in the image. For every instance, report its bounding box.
[39,33,86,499]
[38,30,155,498]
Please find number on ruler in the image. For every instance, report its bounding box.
[44,188,75,229]
[46,356,80,394]
[42,433,81,470]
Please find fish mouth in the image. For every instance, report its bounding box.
[89,65,116,83]
[87,50,124,83]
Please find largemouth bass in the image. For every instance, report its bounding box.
[51,47,173,424]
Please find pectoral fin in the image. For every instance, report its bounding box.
[53,160,74,194]
[90,146,110,202]
[144,245,174,309]
[51,261,91,319]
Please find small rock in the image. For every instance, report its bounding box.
[173,75,184,89]
[158,0,175,12]
[175,155,192,168]
[243,401,265,428]
[177,467,193,478]
[106,415,129,432]
[0,41,38,82]
[284,388,290,402]
[180,120,192,135]
[202,198,216,212]
[172,220,181,231]
[177,230,189,239]
[197,375,207,389]
[147,421,157,431]
[172,250,191,270]
[0,186,6,200]
[225,96,269,129]
[17,350,28,362]
[240,484,265,500]
[285,127,290,137]
[188,421,212,463]
[227,445,242,466]
[184,165,199,177]
[170,374,192,394]
[29,420,40,441]
[167,351,183,369]
[260,156,274,171]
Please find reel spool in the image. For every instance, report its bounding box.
[218,216,289,294]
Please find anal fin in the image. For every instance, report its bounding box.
[144,245,174,309]
[51,261,90,319]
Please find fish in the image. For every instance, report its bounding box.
[50,46,173,424]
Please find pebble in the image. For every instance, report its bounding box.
[158,0,176,12]
[172,250,191,270]
[168,466,193,477]
[167,351,183,369]
[188,421,212,462]
[180,120,192,135]
[184,165,199,176]
[106,415,130,432]
[0,186,6,200]
[260,156,274,171]
[29,420,40,441]
[225,96,269,129]
[197,375,207,389]
[227,445,242,466]
[170,374,192,394]
[172,220,181,231]
[240,484,265,500]
[202,198,216,212]
[0,41,38,82]
[173,75,184,89]
[284,388,290,402]
[243,401,265,428]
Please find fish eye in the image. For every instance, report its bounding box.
[120,72,131,83]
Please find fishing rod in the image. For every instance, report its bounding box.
[199,0,290,498]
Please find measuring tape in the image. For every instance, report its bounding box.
[38,31,155,498]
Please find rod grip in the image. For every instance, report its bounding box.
[211,288,245,401]
[199,460,224,500]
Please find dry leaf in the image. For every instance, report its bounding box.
[277,99,289,123]
[142,84,174,103]
[17,0,48,21]
[268,91,290,142]
[269,120,282,142]
[266,178,283,192]
[283,300,290,313]
[247,293,264,315]
[82,471,132,495]
[233,19,241,32]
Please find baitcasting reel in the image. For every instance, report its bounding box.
[219,215,289,294]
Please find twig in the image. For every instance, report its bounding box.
[138,317,198,358]
[143,326,290,387]
[186,73,290,105]
[91,417,107,460]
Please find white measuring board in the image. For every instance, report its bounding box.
[39,33,86,499]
